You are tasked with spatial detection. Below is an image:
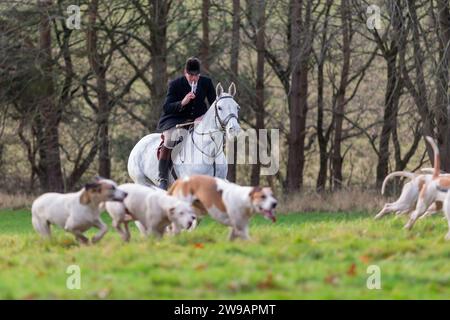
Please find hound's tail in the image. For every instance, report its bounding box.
[425,136,440,179]
[381,171,416,195]
[419,168,435,174]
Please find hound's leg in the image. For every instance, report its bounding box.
[112,219,127,240]
[135,221,147,236]
[91,219,108,244]
[420,202,438,219]
[146,226,164,239]
[123,221,131,242]
[375,204,392,219]
[443,199,450,240]
[71,230,89,245]
[228,227,239,241]
[169,223,181,235]
[228,226,250,241]
[405,190,435,230]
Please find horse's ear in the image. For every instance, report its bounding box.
[228,82,236,97]
[216,82,224,97]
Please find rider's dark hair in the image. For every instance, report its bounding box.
[185,57,201,75]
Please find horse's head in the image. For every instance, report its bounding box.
[215,82,241,140]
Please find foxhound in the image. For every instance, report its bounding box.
[404,137,450,239]
[104,183,197,240]
[375,169,443,220]
[32,177,127,244]
[168,175,278,240]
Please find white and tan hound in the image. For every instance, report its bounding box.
[168,175,278,240]
[104,183,197,240]
[404,137,450,238]
[32,177,127,244]
[375,169,443,219]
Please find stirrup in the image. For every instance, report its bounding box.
[158,178,168,190]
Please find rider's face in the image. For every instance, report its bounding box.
[185,70,200,84]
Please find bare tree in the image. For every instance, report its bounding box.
[434,0,450,171]
[37,0,64,191]
[87,0,111,177]
[314,0,333,191]
[250,0,266,186]
[227,0,240,182]
[330,0,351,190]
[201,0,210,73]
[287,0,312,192]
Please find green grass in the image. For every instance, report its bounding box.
[0,209,449,299]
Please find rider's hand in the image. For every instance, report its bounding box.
[181,92,196,107]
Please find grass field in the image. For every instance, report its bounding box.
[0,209,449,299]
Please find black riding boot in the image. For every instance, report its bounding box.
[158,146,172,190]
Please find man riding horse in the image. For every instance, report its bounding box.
[156,57,216,190]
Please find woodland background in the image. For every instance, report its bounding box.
[1,0,449,197]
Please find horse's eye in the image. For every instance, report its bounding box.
[218,107,222,111]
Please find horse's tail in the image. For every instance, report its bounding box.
[127,134,160,186]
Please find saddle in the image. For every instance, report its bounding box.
[156,122,195,160]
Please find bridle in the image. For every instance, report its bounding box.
[186,95,239,172]
[214,95,239,130]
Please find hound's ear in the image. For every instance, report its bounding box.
[249,186,262,199]
[228,82,236,97]
[262,187,273,193]
[216,82,224,97]
[85,182,100,191]
[80,189,90,205]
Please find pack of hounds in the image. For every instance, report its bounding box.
[31,136,450,244]
[31,174,277,244]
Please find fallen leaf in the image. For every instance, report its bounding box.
[257,273,276,289]
[324,274,339,286]
[195,264,208,271]
[194,243,204,249]
[347,263,357,276]
[359,255,370,264]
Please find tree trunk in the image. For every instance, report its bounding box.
[37,0,64,192]
[148,0,169,130]
[227,0,240,182]
[316,59,328,191]
[435,0,450,171]
[331,0,350,190]
[87,0,111,178]
[315,0,332,192]
[201,0,210,73]
[287,0,310,192]
[374,0,403,189]
[250,0,265,186]
[376,52,401,189]
[402,0,434,160]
